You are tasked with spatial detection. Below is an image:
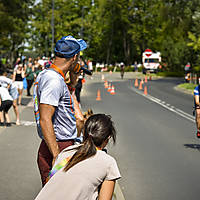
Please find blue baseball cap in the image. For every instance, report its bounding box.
[55,35,87,58]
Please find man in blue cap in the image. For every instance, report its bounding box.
[33,35,87,186]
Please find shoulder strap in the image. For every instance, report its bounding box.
[46,156,72,183]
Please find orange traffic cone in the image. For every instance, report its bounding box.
[139,80,143,90]
[141,79,144,84]
[110,85,116,95]
[145,76,148,83]
[96,89,101,101]
[107,83,112,92]
[134,78,138,87]
[109,70,112,74]
[104,81,108,88]
[144,86,148,95]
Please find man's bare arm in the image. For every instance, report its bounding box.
[39,103,60,165]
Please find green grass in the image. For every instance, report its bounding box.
[157,71,184,77]
[177,83,197,91]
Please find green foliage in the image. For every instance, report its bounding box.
[177,83,197,91]
[193,66,200,72]
[2,0,200,72]
[0,0,34,64]
[157,71,184,77]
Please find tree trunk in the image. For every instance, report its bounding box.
[123,30,127,64]
[10,42,16,67]
[127,40,130,65]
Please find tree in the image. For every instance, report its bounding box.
[0,0,34,65]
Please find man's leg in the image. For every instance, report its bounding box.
[0,111,4,124]
[13,99,20,125]
[37,139,74,186]
[27,79,31,96]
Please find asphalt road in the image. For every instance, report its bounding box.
[0,72,200,200]
[0,102,41,200]
[81,73,200,200]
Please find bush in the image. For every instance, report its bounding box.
[157,71,184,77]
[193,66,200,72]
[178,83,197,90]
[125,66,134,72]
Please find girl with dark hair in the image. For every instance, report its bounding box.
[35,114,121,200]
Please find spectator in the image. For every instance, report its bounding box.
[35,114,121,200]
[0,85,13,127]
[0,71,20,125]
[14,57,21,70]
[134,61,138,72]
[38,56,47,69]
[25,62,35,96]
[28,57,33,65]
[75,71,84,104]
[22,57,28,72]
[12,62,25,105]
[120,62,125,79]
[33,35,87,186]
[184,62,191,83]
[88,59,93,72]
[35,64,43,77]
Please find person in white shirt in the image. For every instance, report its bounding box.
[35,114,121,200]
[0,71,20,125]
[0,85,13,126]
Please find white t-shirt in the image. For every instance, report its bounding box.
[88,61,93,71]
[0,76,17,90]
[35,144,121,200]
[0,87,13,101]
[33,69,77,140]
[0,76,12,87]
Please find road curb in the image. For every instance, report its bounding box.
[174,85,193,95]
[113,181,126,200]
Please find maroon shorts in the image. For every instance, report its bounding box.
[37,139,74,186]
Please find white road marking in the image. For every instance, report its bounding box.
[131,86,195,123]
[20,121,36,126]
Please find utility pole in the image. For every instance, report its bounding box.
[51,0,55,57]
[80,6,87,38]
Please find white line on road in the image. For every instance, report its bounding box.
[20,121,36,126]
[131,86,195,123]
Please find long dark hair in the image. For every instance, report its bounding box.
[64,114,116,172]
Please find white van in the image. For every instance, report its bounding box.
[142,49,161,74]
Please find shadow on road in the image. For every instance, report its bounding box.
[184,144,200,151]
[21,96,32,106]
